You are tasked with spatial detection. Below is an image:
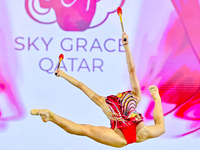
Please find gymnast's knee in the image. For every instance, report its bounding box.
[160,125,165,135]
[156,124,165,135]
[80,124,93,136]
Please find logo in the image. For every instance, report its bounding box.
[25,0,125,31]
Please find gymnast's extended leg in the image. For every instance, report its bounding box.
[30,109,127,147]
[136,85,165,142]
[148,85,165,133]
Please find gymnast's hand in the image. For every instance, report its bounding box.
[54,69,63,77]
[122,32,129,45]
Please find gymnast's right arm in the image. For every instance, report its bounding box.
[54,69,104,107]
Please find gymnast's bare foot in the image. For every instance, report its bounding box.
[148,85,160,100]
[30,109,53,123]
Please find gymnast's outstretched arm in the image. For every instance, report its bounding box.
[122,33,141,102]
[54,69,106,108]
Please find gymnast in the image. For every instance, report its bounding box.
[31,32,165,147]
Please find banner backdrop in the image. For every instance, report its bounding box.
[0,0,200,150]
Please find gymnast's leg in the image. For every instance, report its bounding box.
[149,85,165,130]
[30,109,127,147]
[137,85,165,142]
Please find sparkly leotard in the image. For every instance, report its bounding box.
[106,91,143,144]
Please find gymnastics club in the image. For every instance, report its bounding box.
[55,54,64,76]
[117,7,127,41]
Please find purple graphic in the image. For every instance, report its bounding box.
[0,1,24,132]
[25,0,125,31]
[133,0,200,137]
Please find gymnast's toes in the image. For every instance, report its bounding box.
[148,85,159,99]
[148,85,157,93]
[31,109,52,122]
[30,109,40,115]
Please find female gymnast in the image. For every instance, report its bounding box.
[31,32,165,147]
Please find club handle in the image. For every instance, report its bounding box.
[120,19,126,41]
[55,62,61,76]
[120,21,124,33]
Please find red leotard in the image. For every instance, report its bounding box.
[106,91,143,144]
